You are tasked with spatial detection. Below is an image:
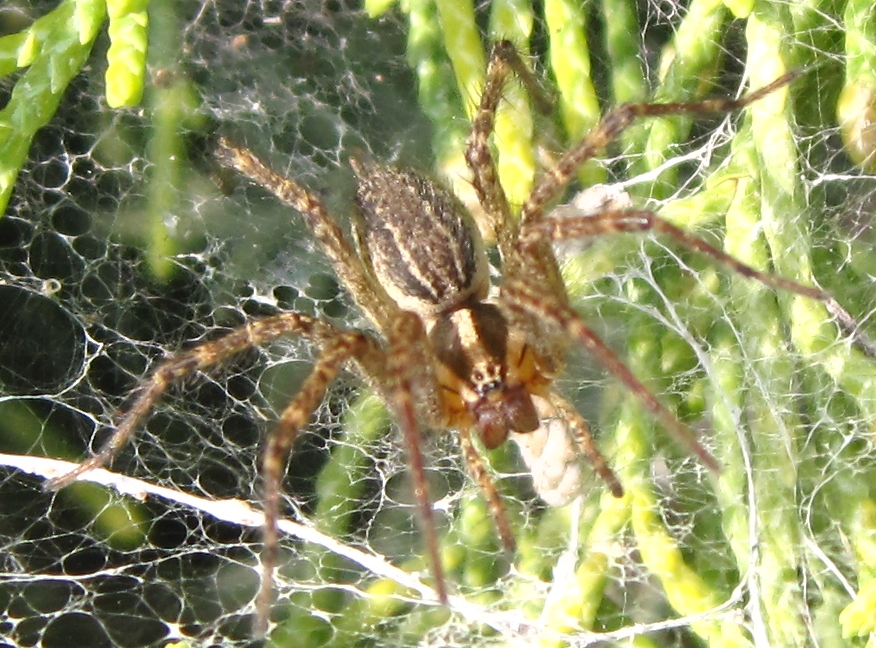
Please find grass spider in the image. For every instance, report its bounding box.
[45,41,873,635]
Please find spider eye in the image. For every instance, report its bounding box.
[471,366,503,396]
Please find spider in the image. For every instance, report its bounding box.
[45,41,872,635]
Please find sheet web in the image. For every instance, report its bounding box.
[1,1,876,647]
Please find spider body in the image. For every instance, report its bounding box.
[44,41,874,637]
[353,161,489,315]
[353,159,543,448]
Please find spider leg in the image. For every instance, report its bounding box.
[384,311,449,605]
[218,139,399,330]
[524,208,876,359]
[457,424,516,553]
[464,40,552,263]
[502,278,721,473]
[466,42,572,358]
[546,391,624,497]
[520,72,799,226]
[379,313,522,562]
[258,331,378,637]
[40,310,387,636]
[44,313,344,491]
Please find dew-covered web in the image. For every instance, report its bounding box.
[2,1,876,647]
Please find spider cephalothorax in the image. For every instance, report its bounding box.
[45,41,874,638]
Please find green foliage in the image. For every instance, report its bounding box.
[0,0,148,216]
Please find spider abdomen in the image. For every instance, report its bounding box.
[353,161,489,317]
